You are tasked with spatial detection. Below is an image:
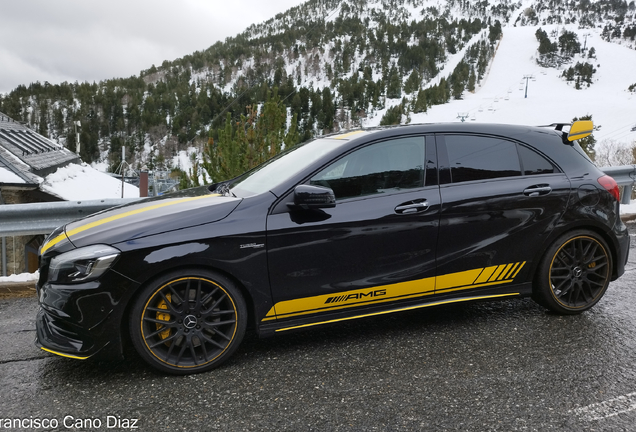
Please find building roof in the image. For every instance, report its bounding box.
[0,112,80,184]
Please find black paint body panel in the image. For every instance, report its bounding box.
[35,123,630,360]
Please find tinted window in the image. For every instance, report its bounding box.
[518,145,557,175]
[445,135,521,183]
[310,137,425,199]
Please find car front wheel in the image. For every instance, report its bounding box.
[534,230,612,314]
[129,269,247,374]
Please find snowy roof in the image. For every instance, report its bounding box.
[40,163,139,200]
[0,112,139,200]
[0,166,26,184]
[0,111,80,182]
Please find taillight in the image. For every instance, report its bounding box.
[597,175,620,201]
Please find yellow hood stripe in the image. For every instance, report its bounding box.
[334,130,364,140]
[41,194,221,254]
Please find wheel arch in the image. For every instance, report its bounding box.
[119,263,257,357]
[545,223,620,279]
[531,224,615,313]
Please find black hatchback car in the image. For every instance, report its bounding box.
[36,122,630,374]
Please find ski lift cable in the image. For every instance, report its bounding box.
[597,120,636,141]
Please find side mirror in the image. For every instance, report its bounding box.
[291,185,336,209]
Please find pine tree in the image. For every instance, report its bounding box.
[386,66,402,99]
[192,88,299,185]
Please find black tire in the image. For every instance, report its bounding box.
[129,269,247,374]
[533,230,612,314]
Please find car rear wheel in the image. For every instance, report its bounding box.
[129,269,247,374]
[534,230,612,314]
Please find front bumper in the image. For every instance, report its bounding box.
[35,270,140,360]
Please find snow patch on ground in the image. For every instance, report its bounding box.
[620,202,636,215]
[40,163,139,200]
[0,271,38,283]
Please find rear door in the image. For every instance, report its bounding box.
[435,134,571,294]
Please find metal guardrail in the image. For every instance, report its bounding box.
[599,165,636,205]
[0,198,141,237]
[0,166,634,239]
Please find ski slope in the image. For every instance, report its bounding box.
[366,25,636,147]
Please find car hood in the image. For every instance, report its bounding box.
[62,187,241,248]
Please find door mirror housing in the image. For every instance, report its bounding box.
[291,185,336,209]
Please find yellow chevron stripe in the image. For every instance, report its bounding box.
[474,266,497,284]
[512,262,526,278]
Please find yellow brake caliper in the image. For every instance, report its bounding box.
[156,293,172,343]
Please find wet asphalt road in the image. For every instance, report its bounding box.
[1,224,636,431]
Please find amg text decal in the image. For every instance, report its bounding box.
[325,289,387,304]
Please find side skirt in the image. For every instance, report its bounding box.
[258,283,533,337]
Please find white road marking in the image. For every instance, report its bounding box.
[572,392,636,421]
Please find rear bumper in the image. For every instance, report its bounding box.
[612,221,630,281]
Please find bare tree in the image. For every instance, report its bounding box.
[595,139,636,166]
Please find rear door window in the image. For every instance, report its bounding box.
[445,135,521,183]
[518,145,558,175]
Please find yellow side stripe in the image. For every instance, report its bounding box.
[41,194,221,254]
[41,347,89,360]
[263,262,526,321]
[274,293,520,332]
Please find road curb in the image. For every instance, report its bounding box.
[0,281,36,297]
[622,213,636,223]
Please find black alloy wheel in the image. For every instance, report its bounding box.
[130,270,247,374]
[534,230,612,314]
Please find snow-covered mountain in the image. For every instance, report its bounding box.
[0,0,634,177]
[371,23,636,150]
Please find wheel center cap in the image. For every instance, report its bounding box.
[183,314,197,329]
[573,267,583,278]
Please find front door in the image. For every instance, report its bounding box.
[265,136,441,322]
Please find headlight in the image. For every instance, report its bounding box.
[48,245,120,284]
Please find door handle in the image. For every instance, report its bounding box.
[395,200,429,214]
[523,184,552,197]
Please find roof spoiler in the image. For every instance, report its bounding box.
[539,121,594,142]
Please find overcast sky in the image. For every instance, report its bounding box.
[0,0,305,94]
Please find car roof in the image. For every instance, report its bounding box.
[321,123,562,143]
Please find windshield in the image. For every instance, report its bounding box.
[230,138,345,197]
